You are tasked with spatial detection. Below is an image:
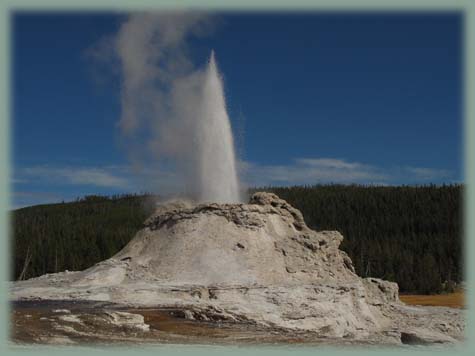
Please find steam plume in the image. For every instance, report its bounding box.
[109,13,241,202]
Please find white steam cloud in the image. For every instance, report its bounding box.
[90,12,242,202]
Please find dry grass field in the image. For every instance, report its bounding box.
[400,290,465,309]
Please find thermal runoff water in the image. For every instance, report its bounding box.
[196,51,241,203]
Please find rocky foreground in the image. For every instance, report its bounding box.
[10,192,464,346]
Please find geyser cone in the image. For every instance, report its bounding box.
[11,193,464,343]
[196,50,241,203]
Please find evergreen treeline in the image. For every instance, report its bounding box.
[12,194,156,281]
[253,184,463,294]
[11,185,463,294]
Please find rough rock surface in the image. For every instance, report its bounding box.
[10,192,464,345]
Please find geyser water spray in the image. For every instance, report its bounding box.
[195,51,241,203]
[113,14,242,203]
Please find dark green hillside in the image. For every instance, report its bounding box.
[255,184,463,294]
[12,194,156,281]
[12,185,463,294]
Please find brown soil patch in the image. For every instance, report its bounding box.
[400,291,464,308]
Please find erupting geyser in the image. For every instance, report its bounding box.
[9,15,465,346]
[113,13,242,203]
[196,51,241,203]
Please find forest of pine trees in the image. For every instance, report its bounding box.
[11,185,463,294]
[12,194,157,281]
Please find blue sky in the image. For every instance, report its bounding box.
[12,12,463,208]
